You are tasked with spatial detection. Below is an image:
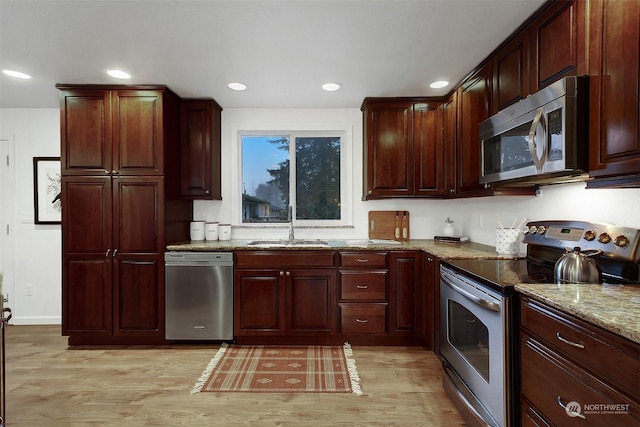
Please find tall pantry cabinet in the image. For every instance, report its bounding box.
[57,85,192,345]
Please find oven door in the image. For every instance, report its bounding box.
[439,265,509,427]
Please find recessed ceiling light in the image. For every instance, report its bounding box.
[322,82,342,92]
[107,69,131,79]
[429,80,449,89]
[2,69,32,79]
[228,82,247,91]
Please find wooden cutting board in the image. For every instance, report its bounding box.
[368,210,410,240]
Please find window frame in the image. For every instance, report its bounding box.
[238,130,351,227]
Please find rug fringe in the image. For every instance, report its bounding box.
[190,342,229,396]
[343,342,362,396]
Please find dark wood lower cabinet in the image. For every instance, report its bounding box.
[235,249,426,345]
[519,296,640,425]
[389,251,422,337]
[234,251,336,341]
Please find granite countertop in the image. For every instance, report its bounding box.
[166,239,639,344]
[516,283,640,344]
[166,239,521,260]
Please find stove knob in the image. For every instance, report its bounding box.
[614,235,630,247]
[584,230,596,241]
[537,226,546,235]
[598,232,612,244]
[528,226,538,234]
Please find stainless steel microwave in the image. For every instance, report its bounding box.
[479,76,589,186]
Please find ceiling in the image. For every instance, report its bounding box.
[0,0,546,109]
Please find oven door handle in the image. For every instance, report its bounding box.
[441,275,501,312]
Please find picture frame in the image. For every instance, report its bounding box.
[33,157,62,224]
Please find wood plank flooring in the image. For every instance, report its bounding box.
[5,325,465,426]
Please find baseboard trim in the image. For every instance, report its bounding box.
[9,316,61,325]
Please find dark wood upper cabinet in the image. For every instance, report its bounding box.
[441,92,458,196]
[530,0,586,92]
[414,103,446,197]
[113,90,165,175]
[587,0,640,187]
[362,98,445,198]
[362,99,414,198]
[180,99,222,199]
[59,89,112,175]
[455,63,493,196]
[492,32,531,113]
[58,86,176,176]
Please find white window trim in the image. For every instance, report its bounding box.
[237,128,353,228]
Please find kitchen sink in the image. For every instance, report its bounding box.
[244,239,329,248]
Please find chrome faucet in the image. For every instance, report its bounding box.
[288,205,295,240]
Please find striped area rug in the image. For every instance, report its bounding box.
[191,343,362,396]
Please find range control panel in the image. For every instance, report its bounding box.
[523,220,640,261]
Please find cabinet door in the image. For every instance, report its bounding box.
[59,89,112,175]
[112,177,164,336]
[588,0,640,183]
[113,177,164,255]
[61,176,112,335]
[234,269,284,335]
[112,90,164,175]
[442,93,458,196]
[493,32,530,113]
[62,255,112,335]
[286,269,336,335]
[389,251,422,336]
[113,254,163,336]
[414,103,446,196]
[422,255,436,349]
[530,0,586,91]
[363,101,414,198]
[456,64,493,196]
[180,99,222,199]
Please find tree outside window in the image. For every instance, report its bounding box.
[241,134,341,224]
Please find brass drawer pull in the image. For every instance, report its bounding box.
[557,396,585,419]
[556,332,585,349]
[356,259,369,263]
[356,285,369,289]
[355,318,369,323]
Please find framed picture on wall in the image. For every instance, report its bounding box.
[33,157,61,224]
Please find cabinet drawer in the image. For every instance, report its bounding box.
[340,252,388,268]
[521,333,640,426]
[235,251,336,268]
[339,304,387,334]
[521,297,640,400]
[340,271,387,300]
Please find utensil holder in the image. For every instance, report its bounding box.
[495,228,522,255]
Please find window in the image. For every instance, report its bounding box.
[241,132,343,225]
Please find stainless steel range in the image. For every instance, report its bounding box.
[439,220,640,427]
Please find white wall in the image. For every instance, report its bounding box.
[0,108,61,325]
[2,107,639,325]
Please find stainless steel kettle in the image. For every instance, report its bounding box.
[554,247,602,284]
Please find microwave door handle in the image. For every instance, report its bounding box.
[528,107,548,172]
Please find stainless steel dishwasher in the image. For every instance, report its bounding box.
[164,252,233,340]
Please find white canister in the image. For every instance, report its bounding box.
[495,228,522,255]
[218,224,231,241]
[205,222,219,240]
[189,221,205,241]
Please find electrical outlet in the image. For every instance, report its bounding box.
[476,215,483,229]
[25,284,33,296]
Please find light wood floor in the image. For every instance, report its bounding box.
[5,325,465,426]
